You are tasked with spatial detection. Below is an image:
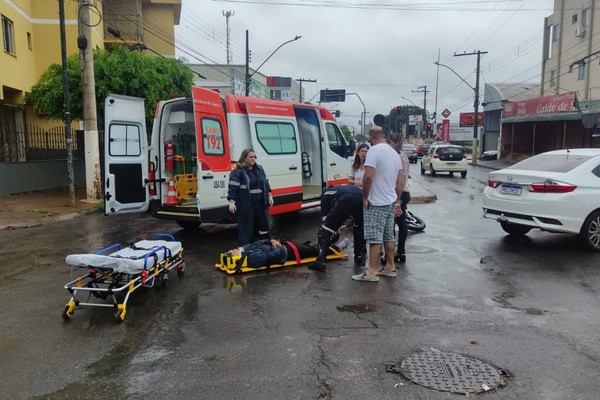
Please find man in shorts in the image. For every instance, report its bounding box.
[352,126,404,282]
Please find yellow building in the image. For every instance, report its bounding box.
[0,0,181,160]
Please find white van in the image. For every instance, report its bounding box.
[103,87,355,229]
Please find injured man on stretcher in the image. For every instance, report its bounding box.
[225,238,349,269]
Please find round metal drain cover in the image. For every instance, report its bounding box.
[397,349,503,394]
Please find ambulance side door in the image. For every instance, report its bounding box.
[103,94,149,214]
[324,121,351,186]
[192,87,231,220]
[247,108,303,211]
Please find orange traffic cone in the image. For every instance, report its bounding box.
[164,177,180,206]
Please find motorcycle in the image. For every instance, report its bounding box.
[406,209,426,231]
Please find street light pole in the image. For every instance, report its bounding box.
[245,33,301,96]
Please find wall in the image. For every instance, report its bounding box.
[0,159,86,196]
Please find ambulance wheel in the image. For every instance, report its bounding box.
[176,220,200,230]
[62,306,72,321]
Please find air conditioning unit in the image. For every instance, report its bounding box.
[575,27,585,37]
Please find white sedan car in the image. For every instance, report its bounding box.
[482,148,600,250]
[420,144,468,178]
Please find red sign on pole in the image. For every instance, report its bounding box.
[442,108,451,118]
[442,119,450,142]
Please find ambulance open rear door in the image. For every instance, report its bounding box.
[103,94,149,215]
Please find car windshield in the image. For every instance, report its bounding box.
[507,153,594,173]
[403,144,416,150]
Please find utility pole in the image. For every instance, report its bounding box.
[434,49,440,131]
[413,85,429,136]
[78,0,101,200]
[245,30,250,96]
[58,0,74,206]
[223,10,234,65]
[455,50,487,164]
[295,78,316,103]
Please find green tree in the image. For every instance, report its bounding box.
[341,125,353,141]
[26,45,194,129]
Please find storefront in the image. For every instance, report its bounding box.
[499,92,586,161]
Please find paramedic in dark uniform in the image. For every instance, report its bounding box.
[309,184,365,271]
[227,148,274,245]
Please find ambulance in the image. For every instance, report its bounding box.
[103,86,356,229]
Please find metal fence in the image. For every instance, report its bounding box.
[0,125,84,162]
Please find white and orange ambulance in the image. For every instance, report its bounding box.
[103,86,355,229]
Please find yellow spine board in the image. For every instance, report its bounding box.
[214,247,348,275]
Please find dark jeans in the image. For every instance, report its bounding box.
[395,191,411,255]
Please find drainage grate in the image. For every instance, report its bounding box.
[389,349,504,394]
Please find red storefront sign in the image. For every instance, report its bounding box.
[459,112,484,127]
[502,92,577,118]
[442,119,450,142]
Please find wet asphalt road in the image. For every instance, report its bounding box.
[1,165,600,400]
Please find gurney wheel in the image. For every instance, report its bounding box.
[61,306,72,321]
[114,309,125,323]
[177,263,185,277]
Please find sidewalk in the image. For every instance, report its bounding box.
[0,187,100,230]
[469,158,515,170]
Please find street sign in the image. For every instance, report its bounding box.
[459,112,484,127]
[442,108,451,118]
[320,89,346,102]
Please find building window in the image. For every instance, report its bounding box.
[578,62,586,81]
[572,14,578,24]
[582,8,590,27]
[550,70,557,87]
[27,32,32,50]
[2,15,15,55]
[552,24,560,42]
[547,25,553,59]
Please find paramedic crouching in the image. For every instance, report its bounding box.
[228,149,274,245]
[308,184,365,272]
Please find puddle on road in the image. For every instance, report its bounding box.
[336,303,377,313]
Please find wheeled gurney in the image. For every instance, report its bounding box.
[62,234,184,322]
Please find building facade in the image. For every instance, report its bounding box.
[0,0,180,149]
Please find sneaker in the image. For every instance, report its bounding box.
[395,254,406,263]
[308,261,326,272]
[378,268,397,278]
[336,238,350,250]
[352,272,379,282]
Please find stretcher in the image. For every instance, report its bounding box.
[62,234,185,322]
[215,245,347,275]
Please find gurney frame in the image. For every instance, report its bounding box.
[62,234,185,322]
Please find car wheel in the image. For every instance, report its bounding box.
[460,171,467,178]
[579,210,600,251]
[449,171,454,176]
[500,221,531,236]
[430,165,436,176]
[420,163,425,175]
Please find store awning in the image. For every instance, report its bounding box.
[500,112,582,123]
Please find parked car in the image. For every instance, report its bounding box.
[420,144,468,177]
[416,144,430,157]
[402,144,418,163]
[482,148,600,250]
[481,150,498,160]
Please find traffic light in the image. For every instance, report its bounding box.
[427,122,432,130]
[395,106,402,112]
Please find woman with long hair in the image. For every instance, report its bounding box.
[227,148,274,245]
[349,143,369,187]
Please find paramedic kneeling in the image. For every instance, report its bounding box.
[308,184,365,272]
[228,149,274,245]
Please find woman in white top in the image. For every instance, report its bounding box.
[348,144,369,187]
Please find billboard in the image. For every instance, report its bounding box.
[459,112,484,127]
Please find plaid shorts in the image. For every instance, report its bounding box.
[364,203,396,244]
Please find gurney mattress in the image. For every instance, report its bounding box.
[66,240,182,274]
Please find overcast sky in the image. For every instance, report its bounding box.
[175,0,553,131]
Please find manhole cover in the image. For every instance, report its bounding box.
[390,349,504,394]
